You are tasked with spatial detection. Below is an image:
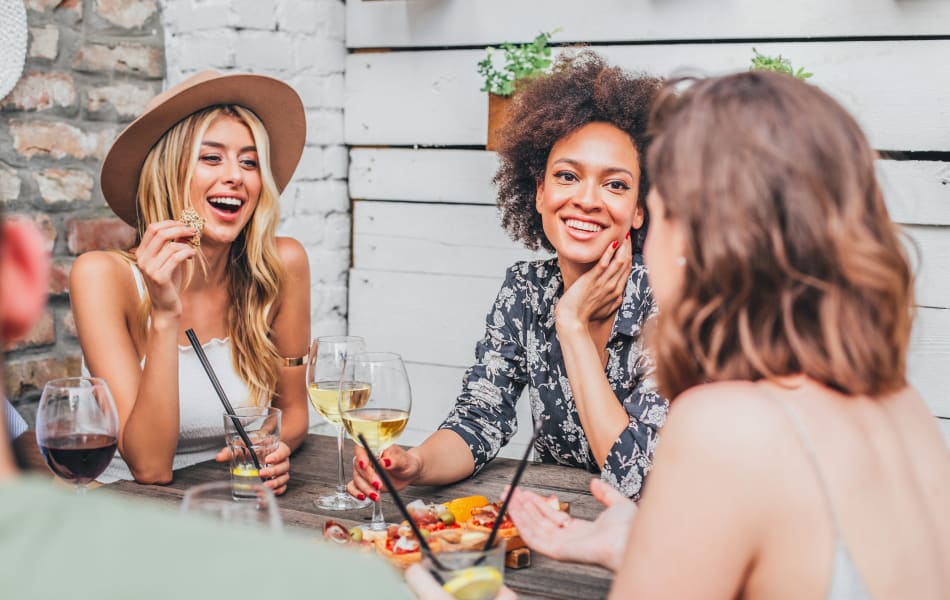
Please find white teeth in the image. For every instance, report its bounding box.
[565,219,604,232]
[208,197,242,207]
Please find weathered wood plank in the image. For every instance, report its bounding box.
[904,226,950,310]
[348,268,501,368]
[351,200,950,307]
[878,161,950,226]
[938,418,950,448]
[347,0,950,48]
[353,201,548,277]
[345,42,950,151]
[350,149,950,226]
[350,148,499,204]
[350,270,950,419]
[909,307,950,419]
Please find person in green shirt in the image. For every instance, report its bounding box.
[0,211,411,599]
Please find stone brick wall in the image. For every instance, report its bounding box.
[1,0,164,423]
[159,0,349,339]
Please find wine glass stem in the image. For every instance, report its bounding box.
[370,452,386,530]
[334,424,346,495]
[76,484,88,496]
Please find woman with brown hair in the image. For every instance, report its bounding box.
[70,72,311,494]
[349,51,668,500]
[503,71,950,599]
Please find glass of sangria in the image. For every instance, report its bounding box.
[339,352,412,531]
[35,377,119,493]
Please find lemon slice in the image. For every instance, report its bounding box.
[231,465,259,478]
[442,566,503,600]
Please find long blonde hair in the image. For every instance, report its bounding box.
[127,105,285,406]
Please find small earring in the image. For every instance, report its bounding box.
[676,256,686,267]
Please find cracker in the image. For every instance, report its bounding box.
[179,208,205,247]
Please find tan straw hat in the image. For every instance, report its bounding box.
[100,70,306,227]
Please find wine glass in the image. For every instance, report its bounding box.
[181,481,282,531]
[35,376,119,494]
[306,335,372,510]
[339,352,412,532]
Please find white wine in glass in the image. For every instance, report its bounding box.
[339,352,412,532]
[306,336,372,510]
[308,381,371,427]
[341,408,409,452]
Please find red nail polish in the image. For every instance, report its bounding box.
[372,480,382,491]
[611,240,619,249]
[369,492,379,502]
[625,231,631,240]
[358,460,365,469]
[357,493,366,501]
[383,458,392,468]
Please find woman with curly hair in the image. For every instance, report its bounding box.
[70,72,311,494]
[348,51,667,499]
[502,71,950,599]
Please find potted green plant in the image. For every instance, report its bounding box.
[749,48,813,80]
[477,30,558,150]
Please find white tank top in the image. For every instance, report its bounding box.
[91,264,252,483]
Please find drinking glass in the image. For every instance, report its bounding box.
[339,352,412,532]
[422,541,507,600]
[181,481,282,531]
[223,406,281,498]
[35,376,119,494]
[306,335,371,511]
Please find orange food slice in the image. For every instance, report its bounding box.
[445,495,489,524]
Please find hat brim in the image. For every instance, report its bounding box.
[100,73,305,227]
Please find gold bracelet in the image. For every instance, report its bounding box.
[281,355,306,367]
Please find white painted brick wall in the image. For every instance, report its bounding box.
[158,0,349,433]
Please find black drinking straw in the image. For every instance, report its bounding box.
[482,420,544,553]
[185,328,263,479]
[356,433,447,573]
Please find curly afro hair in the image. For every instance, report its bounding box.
[494,50,662,254]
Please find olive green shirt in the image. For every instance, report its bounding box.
[0,476,411,599]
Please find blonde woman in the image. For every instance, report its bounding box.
[71,72,310,494]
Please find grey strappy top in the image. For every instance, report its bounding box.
[776,396,873,600]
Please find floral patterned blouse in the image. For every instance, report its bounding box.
[439,255,669,499]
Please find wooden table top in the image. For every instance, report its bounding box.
[107,433,613,599]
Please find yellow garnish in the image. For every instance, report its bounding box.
[442,566,503,600]
[231,465,259,478]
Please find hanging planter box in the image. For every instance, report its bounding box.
[486,93,513,152]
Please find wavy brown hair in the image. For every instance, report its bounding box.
[494,51,662,253]
[647,71,914,399]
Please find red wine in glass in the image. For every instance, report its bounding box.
[39,433,117,485]
[36,377,119,493]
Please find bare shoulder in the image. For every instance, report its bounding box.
[69,251,140,340]
[662,381,785,467]
[275,236,309,275]
[70,251,135,296]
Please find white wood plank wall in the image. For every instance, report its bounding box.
[344,0,950,450]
